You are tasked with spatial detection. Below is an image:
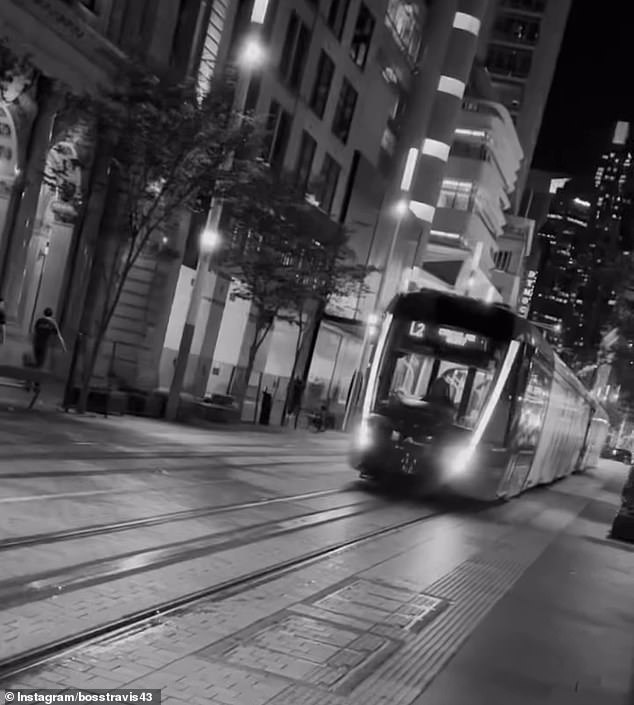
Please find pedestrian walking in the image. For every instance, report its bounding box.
[27,307,66,369]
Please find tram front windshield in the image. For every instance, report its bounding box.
[375,320,505,430]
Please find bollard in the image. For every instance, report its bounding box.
[610,464,634,542]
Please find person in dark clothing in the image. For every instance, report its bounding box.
[0,298,6,346]
[288,377,304,417]
[32,307,66,368]
[425,376,453,407]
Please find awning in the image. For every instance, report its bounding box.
[322,312,365,341]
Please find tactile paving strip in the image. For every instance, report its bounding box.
[271,520,578,705]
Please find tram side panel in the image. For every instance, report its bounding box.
[581,412,610,470]
[523,370,589,489]
[551,363,593,480]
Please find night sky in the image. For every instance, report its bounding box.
[533,1,631,177]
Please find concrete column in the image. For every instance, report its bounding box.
[190,272,231,397]
[359,0,458,311]
[1,79,58,322]
[409,0,490,265]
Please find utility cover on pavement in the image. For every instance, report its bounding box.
[198,578,448,695]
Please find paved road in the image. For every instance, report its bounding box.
[0,407,631,704]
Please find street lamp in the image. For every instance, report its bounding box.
[341,195,410,431]
[240,36,266,68]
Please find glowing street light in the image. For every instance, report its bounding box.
[394,198,410,217]
[240,36,266,69]
[200,227,221,253]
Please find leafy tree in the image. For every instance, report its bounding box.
[66,68,260,412]
[284,220,372,415]
[220,168,372,411]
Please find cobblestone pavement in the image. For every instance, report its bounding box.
[3,462,631,705]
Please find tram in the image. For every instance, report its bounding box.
[350,289,609,501]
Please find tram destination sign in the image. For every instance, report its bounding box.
[408,321,489,352]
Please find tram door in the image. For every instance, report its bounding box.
[498,346,550,498]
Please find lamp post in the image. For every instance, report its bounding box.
[165,221,221,421]
[163,21,267,422]
[341,196,409,431]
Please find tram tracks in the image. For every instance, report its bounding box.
[0,487,352,550]
[0,504,443,682]
[0,453,346,480]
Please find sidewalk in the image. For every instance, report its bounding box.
[414,467,633,705]
[0,382,349,453]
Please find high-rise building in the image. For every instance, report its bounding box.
[584,121,634,348]
[415,92,524,304]
[479,0,573,201]
[529,180,595,357]
[531,123,634,367]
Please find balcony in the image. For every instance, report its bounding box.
[457,99,523,192]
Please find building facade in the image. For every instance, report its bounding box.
[0,0,234,390]
[187,0,537,422]
[168,0,431,420]
[417,94,524,303]
[479,0,573,202]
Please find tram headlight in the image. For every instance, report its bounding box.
[356,419,374,450]
[446,445,475,476]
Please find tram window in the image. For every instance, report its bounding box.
[380,350,497,430]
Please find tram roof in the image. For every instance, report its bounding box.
[389,289,535,342]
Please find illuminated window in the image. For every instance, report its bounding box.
[438,180,474,210]
[385,0,423,63]
[493,14,540,45]
[494,250,513,272]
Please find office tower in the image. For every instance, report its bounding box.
[479,0,573,201]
